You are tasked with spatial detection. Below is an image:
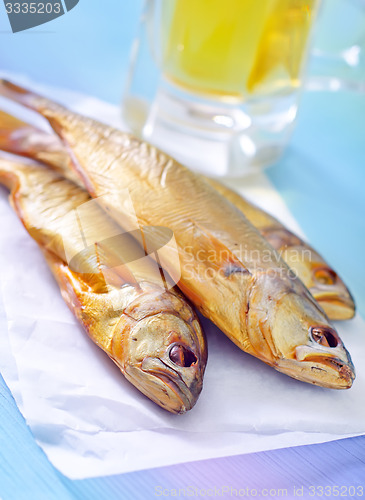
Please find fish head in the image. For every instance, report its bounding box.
[263,228,356,321]
[247,270,355,389]
[112,306,207,414]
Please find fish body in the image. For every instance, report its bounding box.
[0,156,207,413]
[0,111,355,321]
[0,80,355,389]
[203,178,356,321]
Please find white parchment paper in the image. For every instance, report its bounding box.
[0,75,364,479]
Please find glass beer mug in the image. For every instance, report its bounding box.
[122,0,321,177]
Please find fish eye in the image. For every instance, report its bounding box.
[313,267,337,286]
[310,326,339,348]
[169,344,197,368]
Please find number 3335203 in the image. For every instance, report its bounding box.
[5,3,62,14]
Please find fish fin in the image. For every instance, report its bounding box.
[60,238,137,295]
[75,270,109,294]
[43,250,116,343]
[0,110,28,135]
[94,241,141,289]
[190,221,250,277]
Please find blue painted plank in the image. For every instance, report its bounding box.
[0,375,74,500]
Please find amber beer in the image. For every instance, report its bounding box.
[161,0,318,101]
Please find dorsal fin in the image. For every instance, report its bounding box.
[94,241,140,289]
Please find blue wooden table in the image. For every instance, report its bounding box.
[0,1,364,498]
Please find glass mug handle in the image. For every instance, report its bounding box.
[306,0,365,92]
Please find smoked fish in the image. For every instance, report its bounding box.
[0,155,207,413]
[0,80,355,389]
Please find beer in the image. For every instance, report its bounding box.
[162,0,318,101]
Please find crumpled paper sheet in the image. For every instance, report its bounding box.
[0,74,364,479]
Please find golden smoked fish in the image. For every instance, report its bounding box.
[203,178,355,321]
[0,155,207,413]
[0,80,355,389]
[0,111,355,321]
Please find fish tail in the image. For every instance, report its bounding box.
[0,110,33,157]
[0,80,72,143]
[0,109,79,185]
[0,80,60,116]
[0,80,96,195]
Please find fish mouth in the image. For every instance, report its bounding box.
[276,355,355,389]
[293,345,355,389]
[147,371,194,413]
[141,357,199,413]
[302,356,354,383]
